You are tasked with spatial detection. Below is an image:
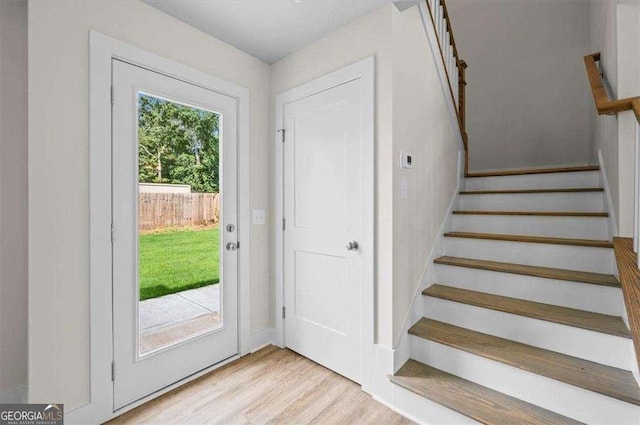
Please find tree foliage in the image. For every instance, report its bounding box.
[138,93,220,193]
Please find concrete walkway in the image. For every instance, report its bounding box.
[139,284,220,354]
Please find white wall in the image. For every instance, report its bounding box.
[447,0,593,172]
[588,0,640,237]
[614,0,640,237]
[391,6,459,344]
[271,4,460,348]
[28,0,271,410]
[589,0,619,232]
[271,4,396,347]
[0,0,28,404]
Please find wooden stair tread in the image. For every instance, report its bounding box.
[423,284,630,338]
[434,256,620,287]
[466,165,600,178]
[460,188,604,195]
[452,210,608,217]
[391,359,584,425]
[408,319,640,406]
[444,232,614,248]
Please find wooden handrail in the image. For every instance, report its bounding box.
[584,52,640,117]
[423,0,469,171]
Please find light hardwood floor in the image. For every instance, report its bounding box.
[106,345,413,425]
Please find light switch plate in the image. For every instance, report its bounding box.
[252,209,266,225]
[400,151,413,169]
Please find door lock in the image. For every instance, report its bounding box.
[226,242,238,251]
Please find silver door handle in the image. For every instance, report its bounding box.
[226,242,238,251]
[346,241,359,251]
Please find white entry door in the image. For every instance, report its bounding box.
[112,59,238,409]
[282,63,372,384]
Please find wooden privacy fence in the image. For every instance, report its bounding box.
[139,192,220,230]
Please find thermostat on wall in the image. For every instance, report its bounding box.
[401,151,413,169]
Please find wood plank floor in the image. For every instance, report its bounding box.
[106,345,413,425]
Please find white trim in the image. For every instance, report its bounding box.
[249,328,275,353]
[417,2,465,152]
[82,31,251,424]
[598,150,619,238]
[274,56,375,393]
[392,150,463,371]
[372,395,429,425]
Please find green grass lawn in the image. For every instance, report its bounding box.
[139,228,220,301]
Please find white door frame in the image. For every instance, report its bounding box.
[79,31,251,424]
[274,57,375,393]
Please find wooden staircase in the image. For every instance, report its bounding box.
[389,166,639,424]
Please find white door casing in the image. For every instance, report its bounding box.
[86,32,250,424]
[111,59,238,409]
[275,57,375,390]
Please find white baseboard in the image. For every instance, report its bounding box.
[372,394,430,425]
[598,150,619,239]
[0,385,27,403]
[249,327,275,353]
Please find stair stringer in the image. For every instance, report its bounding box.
[601,150,640,382]
[392,151,463,373]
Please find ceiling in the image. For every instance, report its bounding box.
[144,0,419,64]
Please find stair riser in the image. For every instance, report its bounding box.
[458,192,604,212]
[464,171,600,191]
[434,264,624,316]
[451,215,609,239]
[443,238,614,274]
[422,297,633,369]
[391,384,481,425]
[410,337,638,424]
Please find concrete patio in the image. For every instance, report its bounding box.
[139,284,221,354]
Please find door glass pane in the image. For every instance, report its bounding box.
[136,92,222,356]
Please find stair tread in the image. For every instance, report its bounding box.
[452,210,608,217]
[408,318,640,406]
[434,256,620,287]
[391,358,584,425]
[423,284,630,338]
[460,188,604,195]
[467,165,600,178]
[444,232,614,248]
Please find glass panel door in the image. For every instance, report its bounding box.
[112,59,238,409]
[136,92,223,356]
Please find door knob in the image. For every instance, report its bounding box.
[226,242,238,251]
[346,241,359,251]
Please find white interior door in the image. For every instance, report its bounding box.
[112,59,238,409]
[283,77,365,383]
